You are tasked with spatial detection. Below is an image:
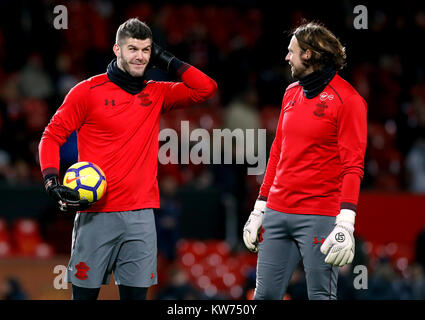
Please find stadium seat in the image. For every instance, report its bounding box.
[236,252,258,278]
[0,218,9,239]
[229,284,244,299]
[0,218,12,257]
[204,240,230,258]
[176,239,252,299]
[0,239,11,258]
[35,242,54,258]
[11,218,43,257]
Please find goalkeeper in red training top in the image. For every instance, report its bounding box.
[39,18,217,300]
[243,21,367,300]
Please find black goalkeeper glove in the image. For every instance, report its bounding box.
[44,175,91,212]
[150,42,185,75]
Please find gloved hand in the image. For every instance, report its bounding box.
[44,174,91,212]
[243,200,267,253]
[150,42,177,72]
[320,209,356,266]
[149,42,187,76]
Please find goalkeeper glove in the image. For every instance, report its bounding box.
[44,174,91,212]
[150,42,185,75]
[320,209,356,267]
[243,200,267,253]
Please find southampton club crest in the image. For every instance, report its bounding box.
[313,101,328,117]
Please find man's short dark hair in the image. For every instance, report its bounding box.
[116,18,152,45]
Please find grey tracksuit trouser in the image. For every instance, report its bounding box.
[254,207,338,300]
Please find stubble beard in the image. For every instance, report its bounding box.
[291,64,308,80]
[119,56,145,78]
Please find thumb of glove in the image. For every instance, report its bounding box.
[320,236,332,255]
[249,226,259,244]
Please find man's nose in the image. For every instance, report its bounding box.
[136,50,144,60]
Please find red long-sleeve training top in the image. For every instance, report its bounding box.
[39,65,217,212]
[260,74,367,216]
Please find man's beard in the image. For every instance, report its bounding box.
[120,57,145,77]
[290,57,313,80]
[291,65,307,80]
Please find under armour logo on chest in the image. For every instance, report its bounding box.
[105,99,115,106]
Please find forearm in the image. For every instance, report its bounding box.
[258,142,280,199]
[152,43,217,110]
[179,65,218,102]
[259,107,284,199]
[340,172,362,211]
[39,133,61,177]
[162,65,217,111]
[337,94,367,212]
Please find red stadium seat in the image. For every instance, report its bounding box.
[0,218,12,257]
[35,242,54,258]
[237,252,258,278]
[0,239,11,258]
[11,218,43,257]
[177,239,206,257]
[0,218,9,240]
[204,240,231,258]
[176,239,256,299]
[229,284,244,299]
[224,256,241,273]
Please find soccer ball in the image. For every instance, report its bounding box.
[63,162,107,203]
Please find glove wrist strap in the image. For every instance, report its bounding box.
[168,56,183,74]
[336,209,355,225]
[251,209,263,217]
[336,209,355,233]
[42,167,59,179]
[44,175,59,193]
[254,200,266,213]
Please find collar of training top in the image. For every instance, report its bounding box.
[298,66,337,99]
[106,59,147,95]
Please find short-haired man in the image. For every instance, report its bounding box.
[243,22,367,300]
[39,18,217,300]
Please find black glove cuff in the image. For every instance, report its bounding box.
[44,174,59,193]
[257,195,268,201]
[151,42,187,75]
[159,50,175,70]
[340,202,357,212]
[168,57,185,75]
[42,167,59,179]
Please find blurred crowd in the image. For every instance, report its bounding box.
[1,0,425,300]
[1,0,425,191]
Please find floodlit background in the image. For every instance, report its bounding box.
[1,0,425,300]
